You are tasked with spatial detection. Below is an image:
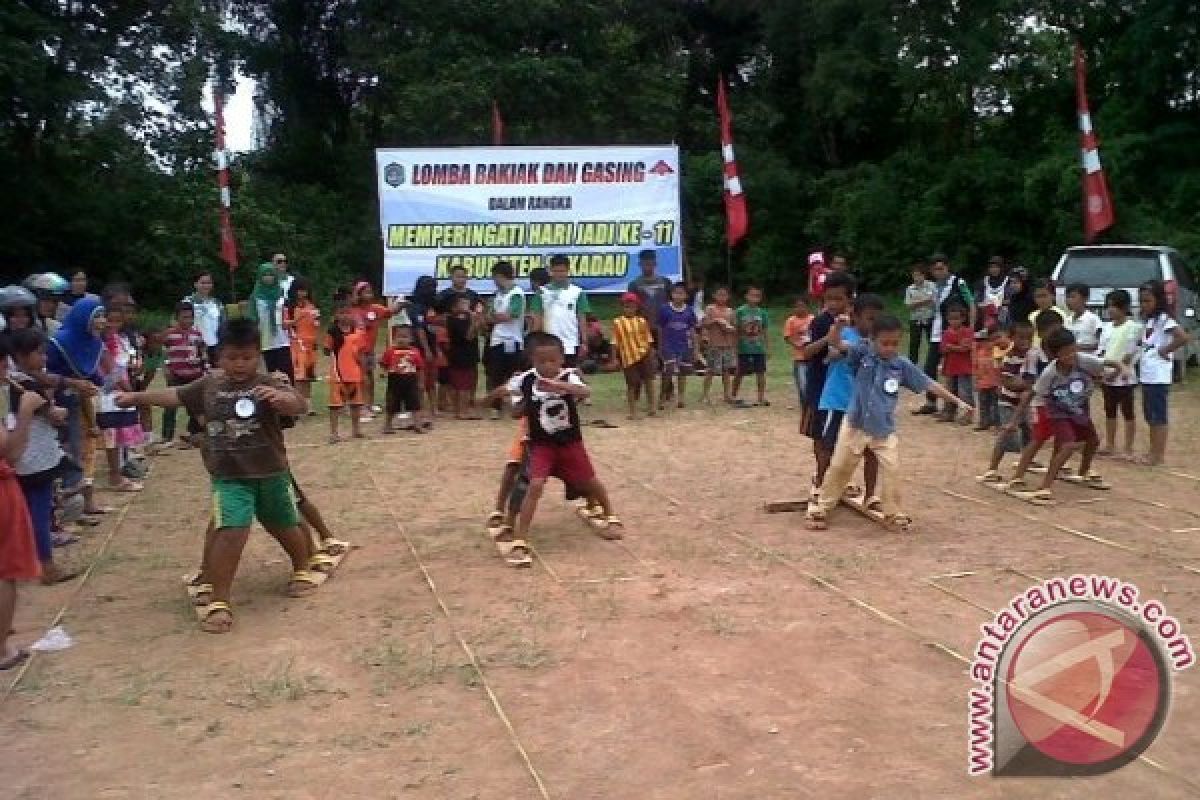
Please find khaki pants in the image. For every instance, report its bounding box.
[815,420,902,517]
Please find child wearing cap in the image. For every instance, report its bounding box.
[612,292,656,419]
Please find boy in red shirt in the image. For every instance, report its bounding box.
[379,324,429,434]
[162,301,208,446]
[324,303,370,442]
[937,305,975,425]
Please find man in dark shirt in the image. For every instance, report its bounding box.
[627,249,675,398]
[436,265,482,313]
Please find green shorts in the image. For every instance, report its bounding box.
[211,473,300,530]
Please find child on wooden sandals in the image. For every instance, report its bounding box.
[807,314,970,532]
[502,332,622,567]
[116,318,318,633]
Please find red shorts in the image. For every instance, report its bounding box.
[1034,411,1098,446]
[1031,406,1052,443]
[448,365,478,391]
[528,440,595,486]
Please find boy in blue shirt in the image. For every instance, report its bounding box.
[813,294,884,503]
[808,313,971,532]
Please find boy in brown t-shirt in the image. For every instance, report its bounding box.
[116,318,315,633]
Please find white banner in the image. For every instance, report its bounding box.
[375,145,682,295]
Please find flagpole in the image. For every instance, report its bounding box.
[725,245,733,290]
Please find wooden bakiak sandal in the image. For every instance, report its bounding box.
[201,602,234,634]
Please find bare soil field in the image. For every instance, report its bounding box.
[4,382,1199,799]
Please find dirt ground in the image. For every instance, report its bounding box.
[3,381,1199,799]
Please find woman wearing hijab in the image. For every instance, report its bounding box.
[47,297,110,515]
[1006,267,1035,331]
[246,262,293,380]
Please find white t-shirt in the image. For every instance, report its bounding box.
[1138,313,1179,385]
[256,296,291,350]
[1097,319,1140,387]
[489,286,526,348]
[278,273,295,296]
[186,295,224,347]
[538,284,585,354]
[1066,310,1102,351]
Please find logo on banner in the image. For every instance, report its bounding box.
[384,163,406,187]
[649,160,675,177]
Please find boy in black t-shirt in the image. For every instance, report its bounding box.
[446,295,482,419]
[500,332,622,567]
[801,272,856,500]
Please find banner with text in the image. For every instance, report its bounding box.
[375,145,681,295]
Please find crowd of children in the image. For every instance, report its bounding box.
[1,254,1194,649]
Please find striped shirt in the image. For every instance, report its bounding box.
[612,314,653,367]
[998,346,1028,407]
[163,325,206,381]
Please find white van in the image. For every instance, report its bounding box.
[1051,245,1199,379]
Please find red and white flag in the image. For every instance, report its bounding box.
[716,74,748,247]
[213,86,239,270]
[491,99,505,146]
[1074,43,1115,242]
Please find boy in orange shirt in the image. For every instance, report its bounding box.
[783,296,813,418]
[972,308,1007,431]
[324,303,369,442]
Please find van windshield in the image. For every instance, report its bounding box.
[1058,251,1161,287]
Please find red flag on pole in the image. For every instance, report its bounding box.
[1074,43,1115,242]
[716,74,748,247]
[214,86,239,270]
[491,100,505,146]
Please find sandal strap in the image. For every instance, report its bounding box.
[205,601,232,615]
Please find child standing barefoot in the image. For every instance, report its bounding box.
[657,282,698,409]
[783,296,813,415]
[806,314,970,532]
[506,332,623,568]
[1,343,51,669]
[324,303,370,443]
[612,293,656,419]
[1135,280,1190,466]
[733,286,770,407]
[116,318,317,633]
[699,287,737,405]
[1096,290,1140,458]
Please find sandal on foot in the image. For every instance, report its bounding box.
[201,602,234,634]
[805,507,828,530]
[0,649,31,670]
[1029,489,1054,502]
[977,470,1004,483]
[192,583,214,606]
[501,539,533,567]
[884,513,914,533]
[287,570,321,597]
[864,496,884,514]
[593,515,624,540]
[319,537,350,556]
[1063,472,1111,490]
[83,506,115,516]
[309,553,338,573]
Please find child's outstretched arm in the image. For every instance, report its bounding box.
[115,388,183,409]
[927,381,973,415]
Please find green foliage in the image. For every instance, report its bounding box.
[2,1,1198,307]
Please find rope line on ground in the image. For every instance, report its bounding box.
[367,471,552,800]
